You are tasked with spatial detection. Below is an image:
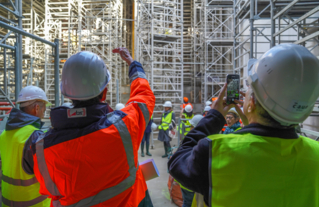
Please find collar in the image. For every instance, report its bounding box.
[6,108,43,131]
[229,121,241,129]
[234,123,298,139]
[50,103,109,130]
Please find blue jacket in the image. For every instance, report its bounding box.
[223,121,241,134]
[168,109,299,205]
[145,117,153,133]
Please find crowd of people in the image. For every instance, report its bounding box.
[1,43,319,207]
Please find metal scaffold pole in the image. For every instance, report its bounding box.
[54,38,60,107]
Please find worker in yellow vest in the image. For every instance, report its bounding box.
[158,101,175,158]
[179,104,194,139]
[0,86,51,207]
[168,44,319,207]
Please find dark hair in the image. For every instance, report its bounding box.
[251,92,296,129]
[72,93,103,107]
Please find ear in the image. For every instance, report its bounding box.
[100,87,108,102]
[34,103,40,117]
[248,94,256,113]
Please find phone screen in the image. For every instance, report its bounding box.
[226,74,240,104]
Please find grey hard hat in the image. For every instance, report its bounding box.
[60,51,111,100]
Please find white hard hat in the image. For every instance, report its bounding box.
[163,101,172,107]
[151,122,158,130]
[185,104,193,113]
[60,51,111,100]
[205,101,212,106]
[115,103,125,110]
[228,107,239,117]
[17,86,51,107]
[189,115,204,127]
[248,44,319,126]
[204,106,211,112]
[62,102,73,108]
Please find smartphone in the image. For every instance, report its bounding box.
[226,74,240,104]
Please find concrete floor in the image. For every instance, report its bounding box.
[138,136,179,207]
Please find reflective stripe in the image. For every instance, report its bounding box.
[138,103,150,127]
[2,195,48,207]
[52,114,137,207]
[2,174,38,186]
[35,134,62,196]
[130,71,147,83]
[114,119,136,171]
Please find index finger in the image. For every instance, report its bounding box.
[234,99,244,106]
[112,48,120,53]
[112,47,126,53]
[218,83,227,101]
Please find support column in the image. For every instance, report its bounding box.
[54,39,60,107]
[250,0,255,58]
[270,0,275,47]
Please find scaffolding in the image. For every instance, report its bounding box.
[191,0,204,103]
[183,0,192,99]
[234,0,319,88]
[43,0,130,110]
[193,0,234,104]
[2,0,319,119]
[0,0,59,111]
[136,0,184,121]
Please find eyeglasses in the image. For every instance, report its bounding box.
[225,116,234,120]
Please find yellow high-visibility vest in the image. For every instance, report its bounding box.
[179,113,194,136]
[191,193,208,207]
[158,111,173,131]
[207,133,319,207]
[0,125,50,207]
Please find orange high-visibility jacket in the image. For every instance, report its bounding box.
[31,61,155,206]
[182,103,193,109]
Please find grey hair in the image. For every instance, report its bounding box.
[20,101,45,113]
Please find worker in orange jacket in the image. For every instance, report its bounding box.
[181,97,193,109]
[26,48,155,206]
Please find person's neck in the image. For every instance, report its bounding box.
[248,113,271,127]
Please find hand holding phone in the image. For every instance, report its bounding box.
[226,74,240,105]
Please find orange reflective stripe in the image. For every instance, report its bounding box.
[45,113,138,207]
[35,134,62,196]
[2,174,38,186]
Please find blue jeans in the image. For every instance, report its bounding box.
[181,188,194,207]
[141,132,151,145]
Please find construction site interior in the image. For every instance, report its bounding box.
[1,0,319,206]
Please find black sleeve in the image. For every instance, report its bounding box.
[168,109,225,203]
[22,130,44,174]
